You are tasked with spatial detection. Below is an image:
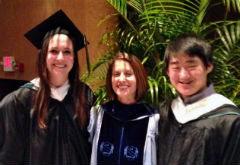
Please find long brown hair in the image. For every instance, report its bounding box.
[106,52,148,101]
[34,28,88,129]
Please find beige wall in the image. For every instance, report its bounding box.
[0,0,116,82]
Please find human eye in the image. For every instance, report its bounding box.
[170,65,179,71]
[125,71,133,77]
[113,72,120,77]
[49,49,58,54]
[63,50,72,55]
[186,60,198,69]
[187,64,197,69]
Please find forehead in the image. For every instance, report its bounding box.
[48,34,73,46]
[169,53,202,64]
[113,59,133,70]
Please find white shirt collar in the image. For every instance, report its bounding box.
[30,77,70,101]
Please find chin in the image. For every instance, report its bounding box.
[117,93,128,98]
[179,89,193,96]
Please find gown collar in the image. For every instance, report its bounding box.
[102,100,153,122]
[172,84,236,124]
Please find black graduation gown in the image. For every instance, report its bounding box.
[0,81,94,165]
[158,101,240,165]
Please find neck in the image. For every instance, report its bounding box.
[50,77,68,88]
[118,97,136,105]
[181,83,215,105]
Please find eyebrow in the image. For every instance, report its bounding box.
[169,59,197,65]
[186,59,198,64]
[48,46,72,50]
[169,61,179,65]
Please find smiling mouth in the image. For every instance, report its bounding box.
[118,85,129,89]
[179,80,193,84]
[180,82,191,85]
[54,64,66,68]
[178,81,193,88]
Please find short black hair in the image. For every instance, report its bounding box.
[164,34,213,70]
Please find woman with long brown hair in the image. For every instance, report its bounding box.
[0,10,94,165]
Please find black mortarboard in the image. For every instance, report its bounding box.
[24,10,85,51]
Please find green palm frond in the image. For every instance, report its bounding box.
[94,86,109,106]
[107,0,127,17]
[107,0,138,33]
[128,0,145,14]
[214,22,240,75]
[222,0,240,13]
[216,22,240,52]
[210,21,240,104]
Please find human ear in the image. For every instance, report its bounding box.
[166,68,169,76]
[207,63,213,74]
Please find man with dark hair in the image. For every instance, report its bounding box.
[158,34,240,165]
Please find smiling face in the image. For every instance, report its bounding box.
[46,34,74,87]
[111,59,137,104]
[167,53,213,100]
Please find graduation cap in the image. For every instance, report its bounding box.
[24,10,91,72]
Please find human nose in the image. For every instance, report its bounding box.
[56,52,64,60]
[119,73,126,81]
[179,68,190,79]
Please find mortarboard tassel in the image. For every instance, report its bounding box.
[84,35,91,75]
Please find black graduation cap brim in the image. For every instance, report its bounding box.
[24,10,86,51]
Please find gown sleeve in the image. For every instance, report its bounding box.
[87,106,97,143]
[143,111,159,165]
[0,88,31,165]
[87,105,104,165]
[87,105,102,143]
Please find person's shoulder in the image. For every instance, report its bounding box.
[205,93,240,118]
[211,104,240,118]
[0,82,36,108]
[216,104,240,129]
[0,82,36,115]
[142,103,158,114]
[158,99,172,112]
[77,80,92,91]
[15,82,37,97]
[101,100,113,110]
[77,80,94,96]
[210,93,236,106]
[199,104,240,129]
